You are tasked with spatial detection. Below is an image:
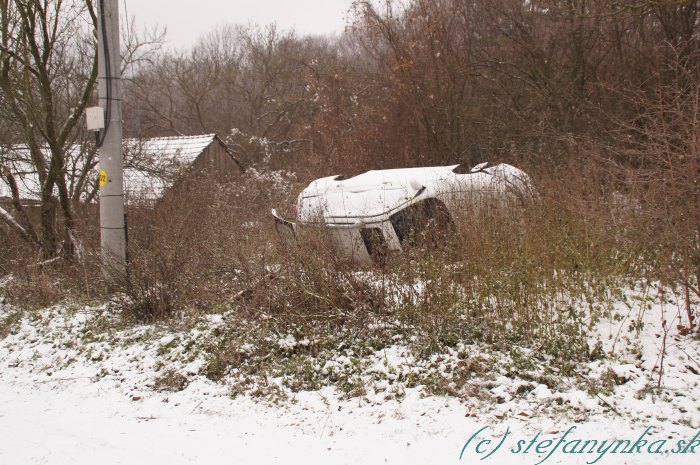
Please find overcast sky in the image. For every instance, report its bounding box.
[124,0,354,49]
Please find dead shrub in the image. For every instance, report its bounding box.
[0,254,103,309]
[112,171,299,322]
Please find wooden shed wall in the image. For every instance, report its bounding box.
[189,140,242,183]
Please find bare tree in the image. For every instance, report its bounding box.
[125,24,326,169]
[0,0,99,258]
[0,1,166,260]
[613,47,700,328]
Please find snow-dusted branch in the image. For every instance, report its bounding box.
[0,204,39,248]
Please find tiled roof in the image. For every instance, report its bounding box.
[123,134,217,165]
[122,134,218,203]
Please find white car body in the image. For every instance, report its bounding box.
[272,163,533,265]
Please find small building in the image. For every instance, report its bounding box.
[0,134,243,207]
[122,134,244,206]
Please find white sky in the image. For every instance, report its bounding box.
[124,0,355,49]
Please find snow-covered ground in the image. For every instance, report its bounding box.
[0,284,698,465]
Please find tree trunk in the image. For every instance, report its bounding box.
[40,196,58,259]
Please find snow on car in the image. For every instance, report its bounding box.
[272,162,534,265]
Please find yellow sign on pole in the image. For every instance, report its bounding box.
[99,169,107,187]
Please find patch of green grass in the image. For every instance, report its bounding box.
[0,309,23,338]
[156,337,181,356]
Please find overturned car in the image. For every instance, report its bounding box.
[272,162,534,266]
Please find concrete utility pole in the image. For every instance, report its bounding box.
[97,0,127,276]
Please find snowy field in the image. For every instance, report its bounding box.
[0,284,698,465]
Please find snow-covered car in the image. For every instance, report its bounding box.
[272,162,534,265]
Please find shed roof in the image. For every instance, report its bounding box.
[122,134,221,203]
[123,134,218,165]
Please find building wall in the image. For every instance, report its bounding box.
[160,138,244,204]
[189,139,243,184]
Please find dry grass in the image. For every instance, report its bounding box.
[0,155,695,363]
